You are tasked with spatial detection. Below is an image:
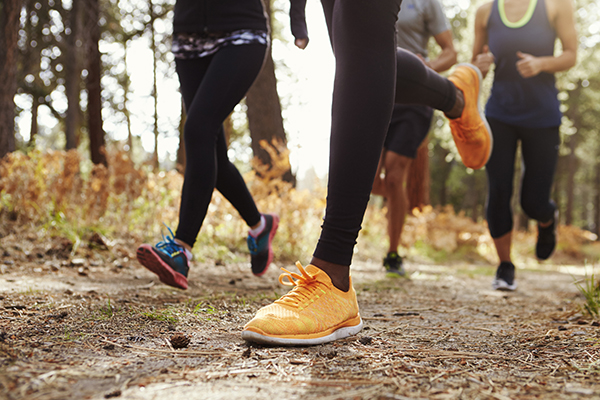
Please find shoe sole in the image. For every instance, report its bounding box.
[253,214,280,277]
[454,63,494,170]
[492,279,517,291]
[385,269,406,278]
[136,245,188,290]
[241,318,363,346]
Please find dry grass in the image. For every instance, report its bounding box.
[0,148,598,266]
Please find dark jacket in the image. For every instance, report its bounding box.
[173,0,308,40]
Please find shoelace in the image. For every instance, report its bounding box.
[155,225,184,257]
[275,262,324,307]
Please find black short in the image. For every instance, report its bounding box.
[383,104,434,159]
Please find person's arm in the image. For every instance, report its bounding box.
[471,2,494,78]
[515,0,577,78]
[426,29,457,73]
[290,0,309,49]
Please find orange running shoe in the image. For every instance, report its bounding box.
[242,262,363,346]
[447,63,493,170]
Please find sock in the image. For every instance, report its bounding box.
[183,247,193,261]
[174,239,193,261]
[249,215,266,237]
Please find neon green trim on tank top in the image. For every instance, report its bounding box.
[499,0,537,28]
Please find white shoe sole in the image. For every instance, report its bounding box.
[492,278,517,291]
[241,319,364,346]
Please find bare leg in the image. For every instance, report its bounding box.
[371,150,387,197]
[383,151,412,254]
[493,232,512,262]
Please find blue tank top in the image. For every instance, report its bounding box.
[485,0,561,128]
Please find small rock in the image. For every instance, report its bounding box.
[50,311,69,320]
[71,258,85,266]
[104,389,121,398]
[319,350,337,359]
[358,336,373,345]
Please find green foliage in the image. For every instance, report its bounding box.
[574,269,600,318]
[99,297,119,319]
[141,308,179,323]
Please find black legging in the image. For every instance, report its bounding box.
[174,43,267,247]
[485,117,560,238]
[314,0,457,266]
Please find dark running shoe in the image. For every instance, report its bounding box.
[136,227,189,290]
[383,252,405,277]
[247,214,279,276]
[492,262,517,291]
[536,209,559,260]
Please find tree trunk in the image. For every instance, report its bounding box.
[84,0,107,166]
[565,135,578,226]
[0,0,21,158]
[406,138,430,210]
[29,95,39,146]
[595,158,600,237]
[64,0,80,150]
[149,0,159,169]
[436,146,451,206]
[245,0,294,183]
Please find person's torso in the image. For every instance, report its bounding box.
[173,0,268,34]
[395,0,450,57]
[486,0,561,128]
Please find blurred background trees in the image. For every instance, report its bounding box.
[1,0,600,239]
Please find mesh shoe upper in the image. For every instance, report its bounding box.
[536,210,558,260]
[383,252,405,277]
[448,64,493,170]
[247,214,279,276]
[492,261,517,291]
[242,262,363,345]
[136,226,189,290]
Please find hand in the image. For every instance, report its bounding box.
[473,45,495,76]
[294,37,309,50]
[516,51,542,78]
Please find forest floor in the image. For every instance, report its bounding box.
[1,231,599,400]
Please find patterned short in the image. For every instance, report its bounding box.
[172,29,269,59]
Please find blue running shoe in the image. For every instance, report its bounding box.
[247,214,279,276]
[136,227,189,289]
[383,252,406,277]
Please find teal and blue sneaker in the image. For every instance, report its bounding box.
[247,214,279,276]
[136,227,189,289]
[383,252,406,277]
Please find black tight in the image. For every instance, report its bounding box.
[174,44,267,247]
[485,117,560,238]
[314,0,456,266]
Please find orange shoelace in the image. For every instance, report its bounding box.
[275,262,326,307]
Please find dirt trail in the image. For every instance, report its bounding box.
[0,243,599,400]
